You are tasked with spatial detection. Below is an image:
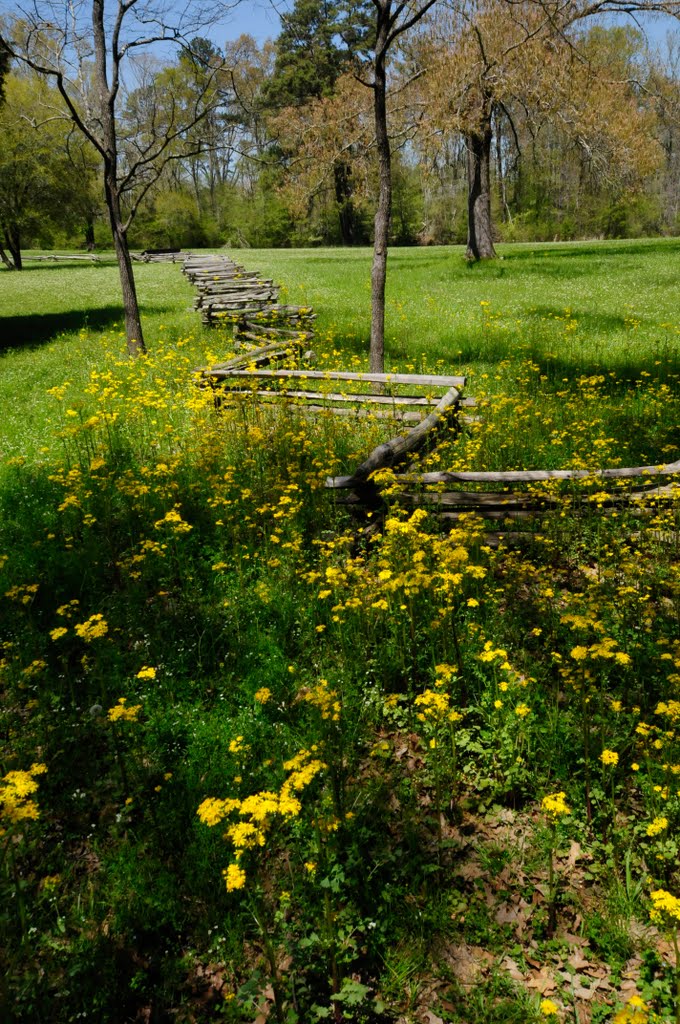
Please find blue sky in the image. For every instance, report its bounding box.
[220,2,677,49]
[221,1,283,44]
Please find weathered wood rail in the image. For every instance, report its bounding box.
[327,438,680,536]
[198,362,470,427]
[191,268,678,540]
[182,254,316,343]
[24,253,102,263]
[133,249,193,263]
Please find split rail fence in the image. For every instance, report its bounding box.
[182,254,316,346]
[201,359,679,540]
[191,259,678,541]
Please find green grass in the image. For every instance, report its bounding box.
[2,238,679,464]
[3,237,679,481]
[0,256,195,461]
[233,238,680,376]
[1,239,679,1023]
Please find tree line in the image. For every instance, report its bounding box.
[2,2,679,264]
[1,0,679,364]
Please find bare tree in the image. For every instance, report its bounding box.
[354,0,439,372]
[0,1,239,355]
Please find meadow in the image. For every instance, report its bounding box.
[1,239,679,1024]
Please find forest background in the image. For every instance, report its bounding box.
[2,2,680,1022]
[1,0,679,264]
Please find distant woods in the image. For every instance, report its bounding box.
[1,0,679,261]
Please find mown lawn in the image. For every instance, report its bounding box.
[3,238,679,461]
[1,239,679,1024]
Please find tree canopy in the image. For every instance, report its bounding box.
[0,3,678,278]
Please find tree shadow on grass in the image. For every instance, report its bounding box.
[10,259,116,272]
[500,238,680,262]
[0,303,177,353]
[0,306,124,352]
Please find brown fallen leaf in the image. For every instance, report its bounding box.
[440,943,493,986]
[573,981,599,1001]
[495,901,530,934]
[564,840,586,870]
[656,938,675,965]
[422,1012,444,1024]
[526,968,557,995]
[501,956,525,983]
[457,861,485,881]
[568,953,593,972]
[622,957,642,979]
[555,929,588,947]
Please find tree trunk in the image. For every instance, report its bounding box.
[495,118,512,225]
[0,246,13,269]
[105,174,145,356]
[465,124,496,261]
[84,218,95,251]
[366,0,437,369]
[93,0,145,357]
[191,159,203,217]
[334,160,356,245]
[0,237,16,270]
[5,225,22,270]
[370,43,391,374]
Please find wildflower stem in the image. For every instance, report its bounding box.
[251,899,285,1024]
[450,613,466,703]
[3,836,27,941]
[581,685,592,824]
[672,928,680,1024]
[547,824,557,938]
[324,888,343,1023]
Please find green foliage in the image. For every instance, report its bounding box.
[0,242,679,1021]
[263,0,352,107]
[0,74,79,266]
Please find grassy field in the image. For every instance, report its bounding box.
[3,238,679,463]
[1,240,679,1024]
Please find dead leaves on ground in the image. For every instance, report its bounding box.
[411,805,661,1023]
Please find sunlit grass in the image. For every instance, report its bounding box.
[3,238,678,468]
[1,239,679,1023]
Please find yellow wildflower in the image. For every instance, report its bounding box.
[226,821,265,851]
[107,698,141,723]
[1,763,47,825]
[223,863,247,892]
[74,614,108,642]
[415,689,450,721]
[650,888,680,923]
[612,993,648,1023]
[541,792,571,821]
[196,797,240,827]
